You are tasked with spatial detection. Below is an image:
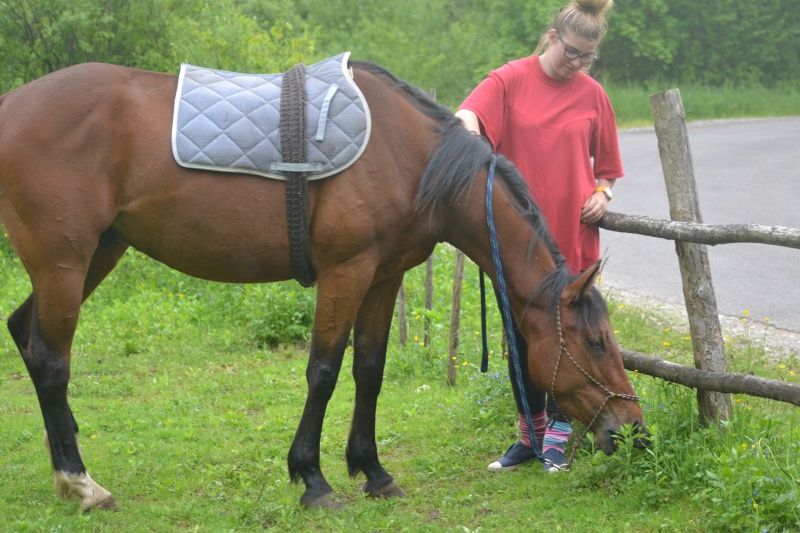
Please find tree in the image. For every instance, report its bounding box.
[0,0,315,92]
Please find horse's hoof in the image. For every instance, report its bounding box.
[366,480,406,499]
[82,495,119,512]
[301,491,344,510]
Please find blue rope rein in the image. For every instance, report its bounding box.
[485,155,543,461]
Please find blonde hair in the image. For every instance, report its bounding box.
[534,0,614,55]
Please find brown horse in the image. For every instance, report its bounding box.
[0,59,644,510]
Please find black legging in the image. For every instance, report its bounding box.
[507,319,568,423]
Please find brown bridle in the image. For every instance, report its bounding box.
[546,304,641,471]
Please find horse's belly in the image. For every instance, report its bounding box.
[116,177,295,283]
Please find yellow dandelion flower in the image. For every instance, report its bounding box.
[420,342,425,347]
[474,331,480,335]
[452,356,457,360]
[618,304,625,309]
[741,443,747,448]
[684,337,691,341]
[753,503,758,510]
[414,336,419,342]
[735,398,742,403]
[257,426,263,431]
[779,365,786,369]
[751,444,756,449]
[462,361,467,367]
[663,342,671,347]
[168,293,174,297]
[614,330,620,334]
[791,371,796,376]
[91,435,97,439]
[743,310,749,316]
[663,328,671,333]
[179,294,184,298]
[765,317,770,322]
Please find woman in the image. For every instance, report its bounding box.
[456,0,622,472]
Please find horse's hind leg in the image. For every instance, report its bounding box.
[8,237,128,353]
[346,276,406,499]
[10,239,128,511]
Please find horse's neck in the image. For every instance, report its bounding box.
[442,186,556,309]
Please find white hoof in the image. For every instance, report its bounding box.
[53,471,118,511]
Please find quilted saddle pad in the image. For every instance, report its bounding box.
[171,51,371,180]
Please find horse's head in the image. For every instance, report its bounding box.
[524,261,646,455]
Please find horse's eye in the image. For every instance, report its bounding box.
[587,337,605,351]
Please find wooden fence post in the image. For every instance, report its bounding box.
[424,255,433,348]
[650,89,731,424]
[397,282,407,346]
[447,249,465,386]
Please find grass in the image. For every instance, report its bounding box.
[0,82,798,530]
[606,81,800,129]
[0,241,798,532]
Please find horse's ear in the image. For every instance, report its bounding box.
[562,260,602,304]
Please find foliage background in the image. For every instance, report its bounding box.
[2,0,799,107]
[1,1,799,530]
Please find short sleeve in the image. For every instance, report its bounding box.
[458,64,514,149]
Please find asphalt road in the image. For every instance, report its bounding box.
[600,116,800,333]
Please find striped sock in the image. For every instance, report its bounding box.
[518,410,547,449]
[542,420,571,453]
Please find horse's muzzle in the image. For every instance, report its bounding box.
[598,420,651,455]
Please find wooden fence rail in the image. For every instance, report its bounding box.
[600,212,800,249]
[621,349,800,407]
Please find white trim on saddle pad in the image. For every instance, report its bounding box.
[171,51,371,181]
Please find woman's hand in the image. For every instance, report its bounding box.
[580,191,608,224]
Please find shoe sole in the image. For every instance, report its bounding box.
[487,460,532,472]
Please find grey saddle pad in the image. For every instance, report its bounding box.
[171,51,371,180]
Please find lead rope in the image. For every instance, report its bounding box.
[485,155,544,461]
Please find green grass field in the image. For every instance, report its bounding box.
[0,241,798,532]
[0,82,798,531]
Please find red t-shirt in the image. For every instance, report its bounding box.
[460,55,623,272]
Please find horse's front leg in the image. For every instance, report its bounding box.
[287,271,370,509]
[346,276,406,499]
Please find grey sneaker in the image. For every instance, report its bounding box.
[487,441,537,471]
[542,448,568,473]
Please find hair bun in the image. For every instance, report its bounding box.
[574,0,613,16]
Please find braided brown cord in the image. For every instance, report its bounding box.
[547,305,639,471]
[280,63,316,287]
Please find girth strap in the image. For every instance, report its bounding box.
[280,63,317,287]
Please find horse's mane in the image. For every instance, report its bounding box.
[350,60,607,329]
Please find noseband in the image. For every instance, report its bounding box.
[485,155,639,470]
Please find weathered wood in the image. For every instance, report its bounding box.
[424,255,433,348]
[651,89,731,424]
[599,212,800,249]
[447,249,465,386]
[397,281,407,346]
[621,349,800,407]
